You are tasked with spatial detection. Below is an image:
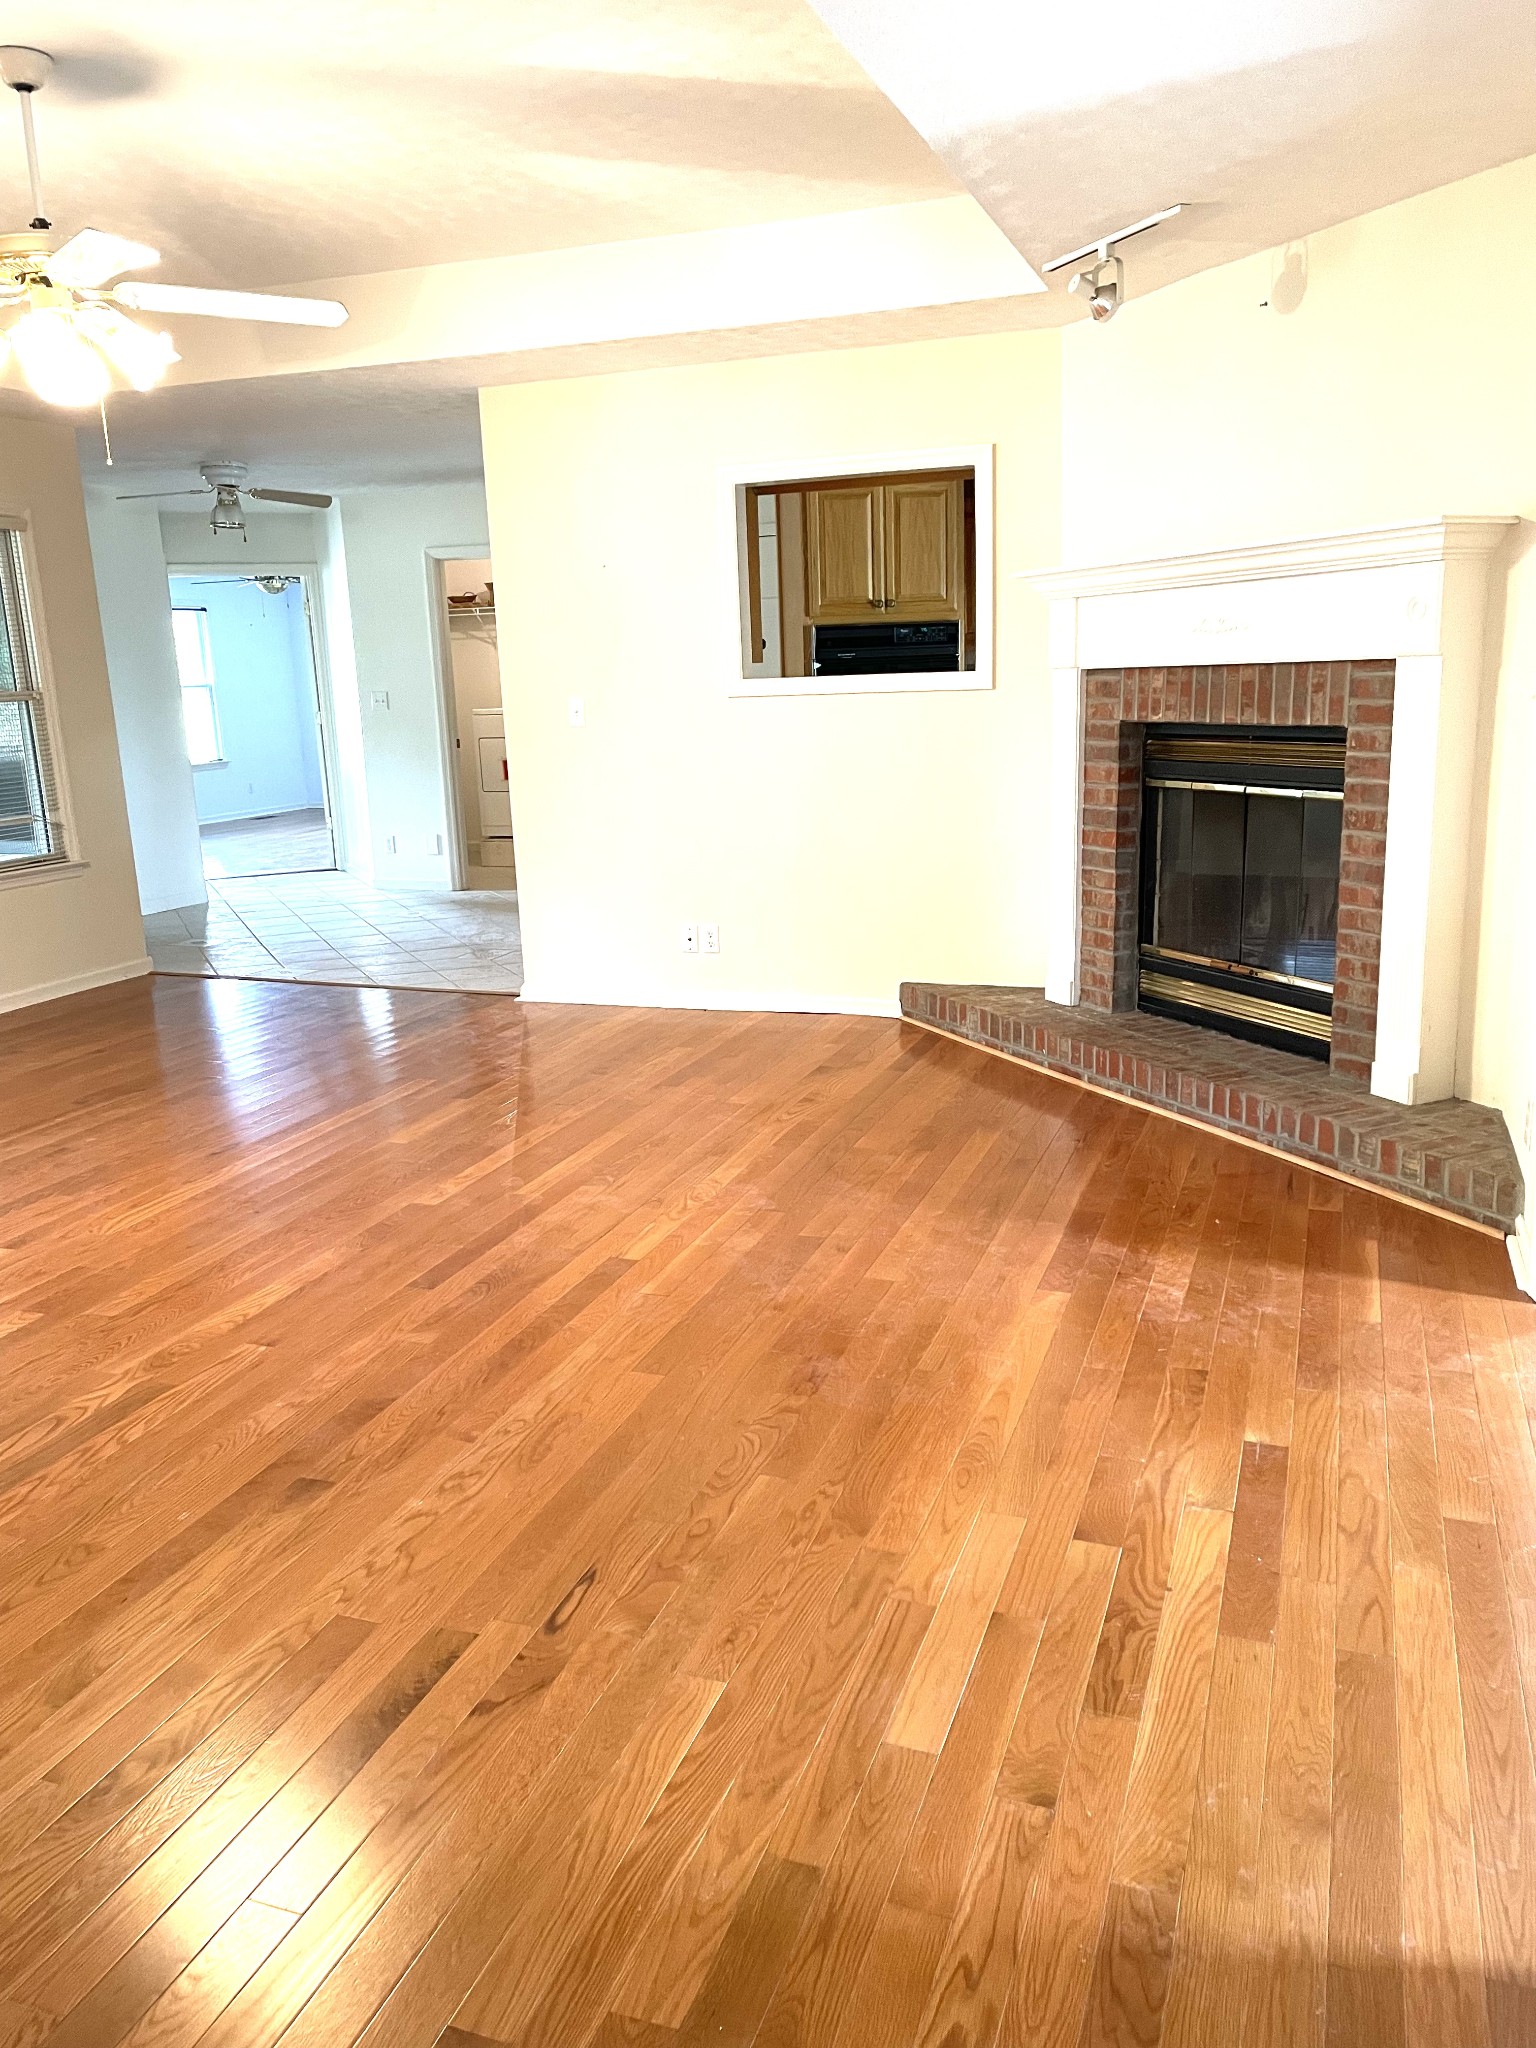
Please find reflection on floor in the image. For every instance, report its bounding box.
[145,868,523,994]
[6,979,1532,2047]
[200,808,334,878]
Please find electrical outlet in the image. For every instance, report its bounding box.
[370,690,390,710]
[700,923,720,954]
[681,923,699,953]
[568,695,585,727]
[386,834,397,854]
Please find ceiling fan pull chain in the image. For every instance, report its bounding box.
[13,83,48,229]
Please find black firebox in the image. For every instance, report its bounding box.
[1137,725,1346,1060]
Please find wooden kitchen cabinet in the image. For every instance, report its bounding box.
[883,476,964,619]
[802,473,965,624]
[804,483,883,619]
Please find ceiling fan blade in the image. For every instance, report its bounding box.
[113,487,211,501]
[112,282,348,328]
[247,488,333,509]
[50,228,160,288]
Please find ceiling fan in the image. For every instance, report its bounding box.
[0,45,347,411]
[117,462,331,539]
[185,574,301,594]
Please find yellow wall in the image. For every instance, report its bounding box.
[478,153,1534,1220]
[1060,150,1536,1209]
[480,331,1060,1012]
[0,414,146,1012]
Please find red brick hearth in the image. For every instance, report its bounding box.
[1079,660,1393,1082]
[898,982,1523,1235]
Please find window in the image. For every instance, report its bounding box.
[171,608,223,766]
[726,446,994,696]
[0,525,69,874]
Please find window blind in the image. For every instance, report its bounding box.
[0,527,67,872]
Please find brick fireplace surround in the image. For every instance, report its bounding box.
[1080,659,1393,1082]
[900,521,1529,1256]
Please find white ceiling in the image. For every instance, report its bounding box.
[13,0,952,287]
[71,293,1048,497]
[27,0,1536,495]
[807,0,1536,290]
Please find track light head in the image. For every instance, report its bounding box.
[1068,253,1123,322]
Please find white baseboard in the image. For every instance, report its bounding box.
[516,982,901,1020]
[1509,1209,1535,1301]
[0,953,152,1017]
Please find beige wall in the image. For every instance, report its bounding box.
[331,481,490,888]
[0,415,146,1013]
[485,156,1531,1232]
[1060,151,1536,1223]
[479,330,1060,1012]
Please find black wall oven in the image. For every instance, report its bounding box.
[1137,726,1346,1060]
[811,620,960,678]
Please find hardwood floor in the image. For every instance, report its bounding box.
[0,972,1533,2048]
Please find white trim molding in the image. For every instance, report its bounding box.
[0,953,151,1017]
[0,857,89,894]
[1029,518,1520,600]
[517,982,902,1019]
[1026,516,1518,1108]
[722,443,995,698]
[1509,1210,1536,1301]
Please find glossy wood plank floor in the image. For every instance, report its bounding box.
[1,975,1534,2048]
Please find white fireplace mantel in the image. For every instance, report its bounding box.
[1024,517,1519,1107]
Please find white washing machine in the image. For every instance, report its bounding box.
[472,705,514,864]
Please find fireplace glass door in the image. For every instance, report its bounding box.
[1138,728,1346,1058]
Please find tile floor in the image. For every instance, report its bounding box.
[145,870,523,995]
[199,809,336,879]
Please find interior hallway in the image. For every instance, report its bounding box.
[2,977,1531,2048]
[144,870,523,994]
[199,810,335,879]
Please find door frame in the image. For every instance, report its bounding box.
[165,561,348,872]
[424,543,496,892]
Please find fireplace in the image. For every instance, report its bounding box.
[1036,519,1515,1106]
[1068,662,1390,1083]
[1137,725,1344,1059]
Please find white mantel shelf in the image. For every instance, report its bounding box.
[1024,516,1517,601]
[1025,515,1521,1117]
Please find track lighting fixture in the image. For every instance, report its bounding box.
[1042,204,1185,324]
[1068,253,1123,323]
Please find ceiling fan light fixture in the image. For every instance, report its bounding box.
[209,487,245,536]
[10,303,110,406]
[0,46,349,413]
[72,304,178,391]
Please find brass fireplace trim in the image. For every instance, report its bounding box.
[1138,969,1333,1044]
[1140,942,1333,994]
[1144,734,1347,771]
[1142,776,1345,801]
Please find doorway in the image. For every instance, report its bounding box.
[434,556,515,890]
[169,570,336,880]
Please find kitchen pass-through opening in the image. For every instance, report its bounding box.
[1138,725,1345,1059]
